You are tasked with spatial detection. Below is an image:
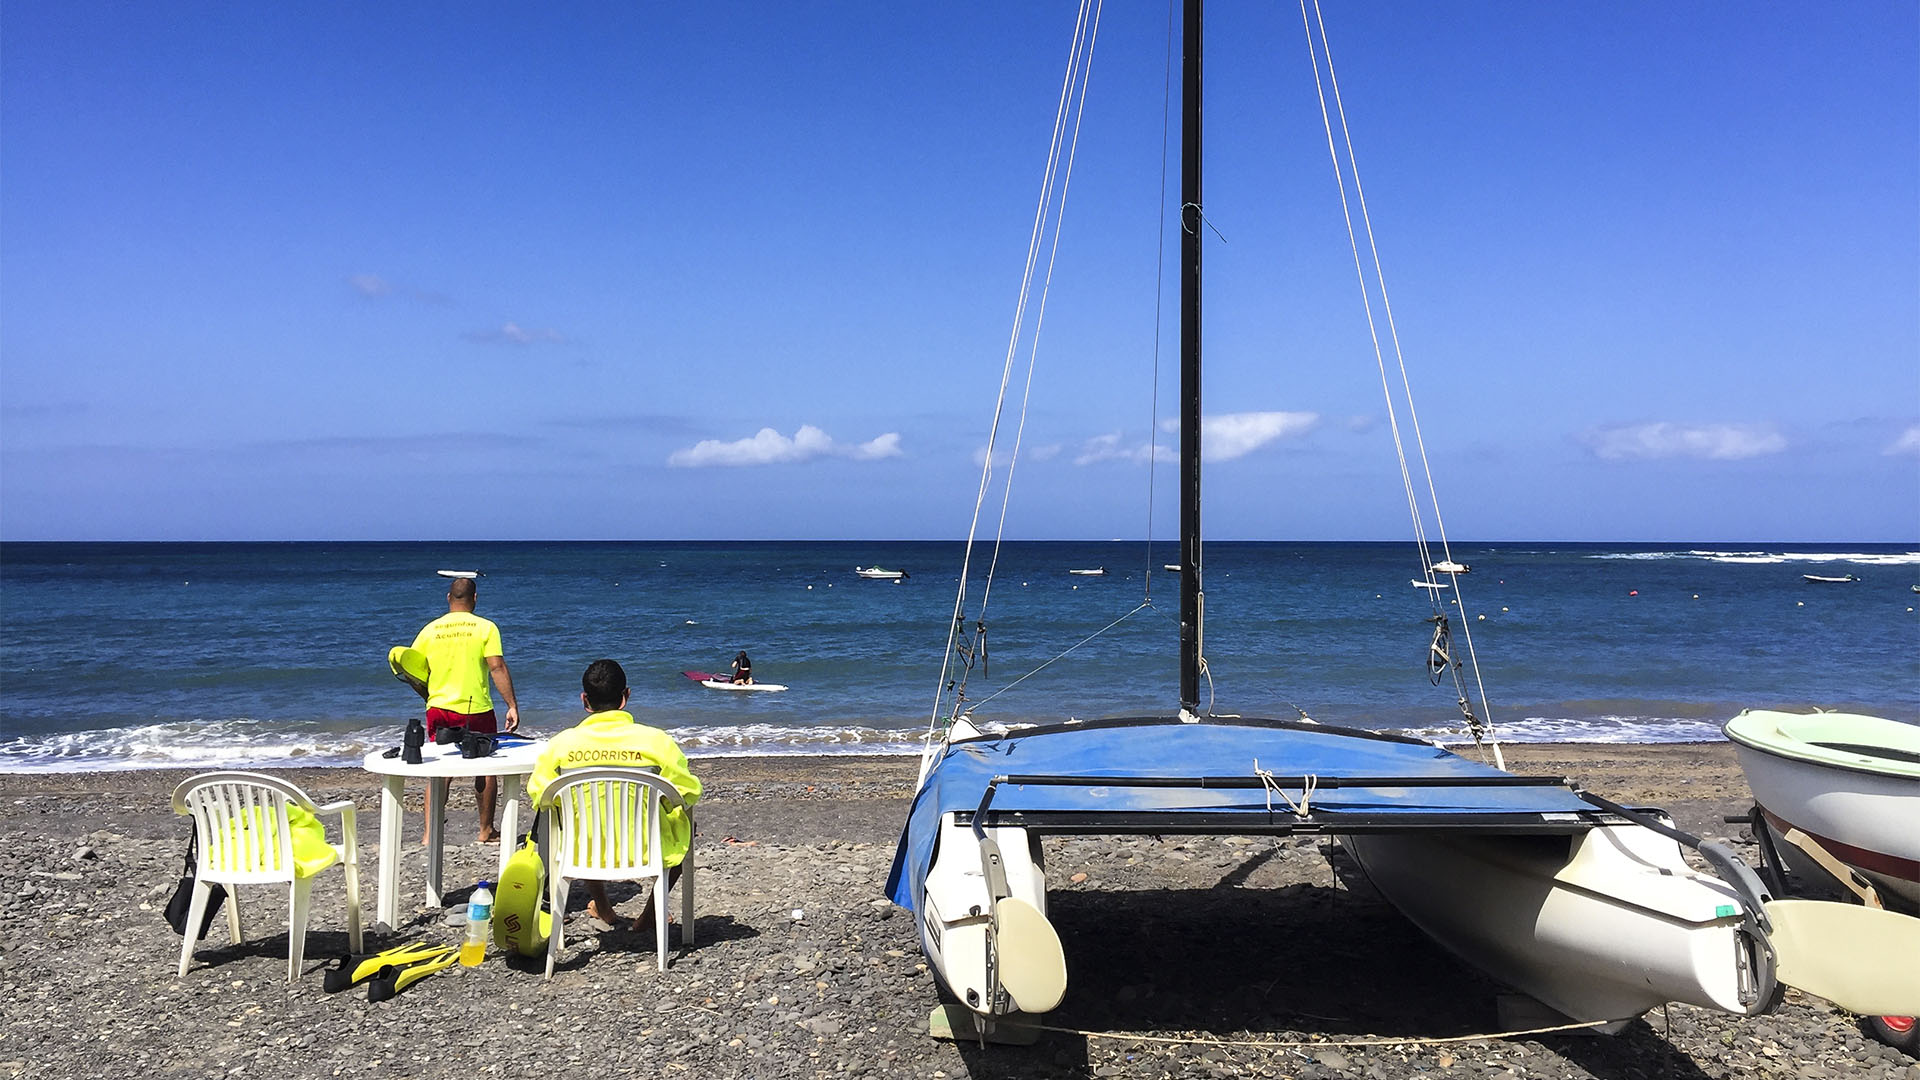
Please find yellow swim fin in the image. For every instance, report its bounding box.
[324,941,452,993]
[366,947,460,1003]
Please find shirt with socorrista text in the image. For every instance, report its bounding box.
[526,710,702,867]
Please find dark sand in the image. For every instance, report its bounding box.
[1,744,1912,1079]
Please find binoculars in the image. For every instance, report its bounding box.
[458,730,499,759]
[402,717,425,765]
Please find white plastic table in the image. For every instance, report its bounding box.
[362,737,545,932]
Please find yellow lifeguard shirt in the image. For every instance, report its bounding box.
[410,612,503,713]
[526,710,702,867]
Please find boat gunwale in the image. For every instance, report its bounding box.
[946,712,1445,750]
[1724,711,1920,781]
[955,807,1621,836]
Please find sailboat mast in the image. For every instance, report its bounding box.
[1178,0,1203,713]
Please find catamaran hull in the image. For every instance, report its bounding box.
[1344,825,1773,1025]
[916,816,1050,1015]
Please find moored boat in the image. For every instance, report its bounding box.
[855,566,908,580]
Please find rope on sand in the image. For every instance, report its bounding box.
[986,1017,1610,1049]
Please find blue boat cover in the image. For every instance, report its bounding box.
[885,716,1596,910]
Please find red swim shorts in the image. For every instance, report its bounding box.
[425,707,498,741]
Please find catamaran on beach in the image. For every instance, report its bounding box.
[884,0,1915,1043]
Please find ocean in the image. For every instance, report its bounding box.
[1,540,1915,772]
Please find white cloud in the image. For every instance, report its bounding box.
[847,432,903,461]
[348,273,451,305]
[1074,412,1316,466]
[1075,432,1149,466]
[668,425,904,468]
[1200,411,1319,461]
[1582,422,1786,462]
[971,442,1062,467]
[1885,425,1920,456]
[464,322,568,346]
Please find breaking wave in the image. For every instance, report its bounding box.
[1589,549,1920,566]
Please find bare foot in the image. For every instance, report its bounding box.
[477,827,500,844]
[586,899,620,926]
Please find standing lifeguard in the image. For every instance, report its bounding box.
[412,575,521,843]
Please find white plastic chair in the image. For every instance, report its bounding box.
[171,771,363,983]
[542,767,695,978]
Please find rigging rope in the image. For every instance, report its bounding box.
[966,1016,1609,1050]
[925,0,1107,765]
[960,600,1153,715]
[1296,0,1502,768]
[1141,0,1176,601]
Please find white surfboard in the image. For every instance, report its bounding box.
[700,679,789,693]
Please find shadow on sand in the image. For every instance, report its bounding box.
[945,850,1720,1080]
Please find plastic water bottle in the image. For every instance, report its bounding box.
[460,882,493,966]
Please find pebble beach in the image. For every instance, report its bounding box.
[2,744,1914,1080]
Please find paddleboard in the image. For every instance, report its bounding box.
[437,569,480,579]
[388,646,430,701]
[700,679,788,693]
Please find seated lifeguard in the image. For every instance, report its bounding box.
[527,659,702,930]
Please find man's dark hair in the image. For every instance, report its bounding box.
[448,577,477,603]
[582,659,628,710]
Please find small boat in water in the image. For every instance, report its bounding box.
[1802,573,1859,584]
[1068,567,1106,576]
[1430,560,1470,575]
[855,566,908,580]
[1725,710,1920,910]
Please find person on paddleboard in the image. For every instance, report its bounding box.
[730,651,752,685]
[528,659,702,932]
[412,575,521,844]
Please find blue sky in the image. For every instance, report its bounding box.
[2,2,1914,542]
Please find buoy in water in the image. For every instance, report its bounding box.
[1629,590,1639,596]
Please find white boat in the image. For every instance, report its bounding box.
[1411,579,1450,590]
[1430,560,1470,575]
[1725,710,1920,910]
[1802,573,1859,583]
[1068,567,1106,576]
[887,0,1805,1041]
[855,566,908,580]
